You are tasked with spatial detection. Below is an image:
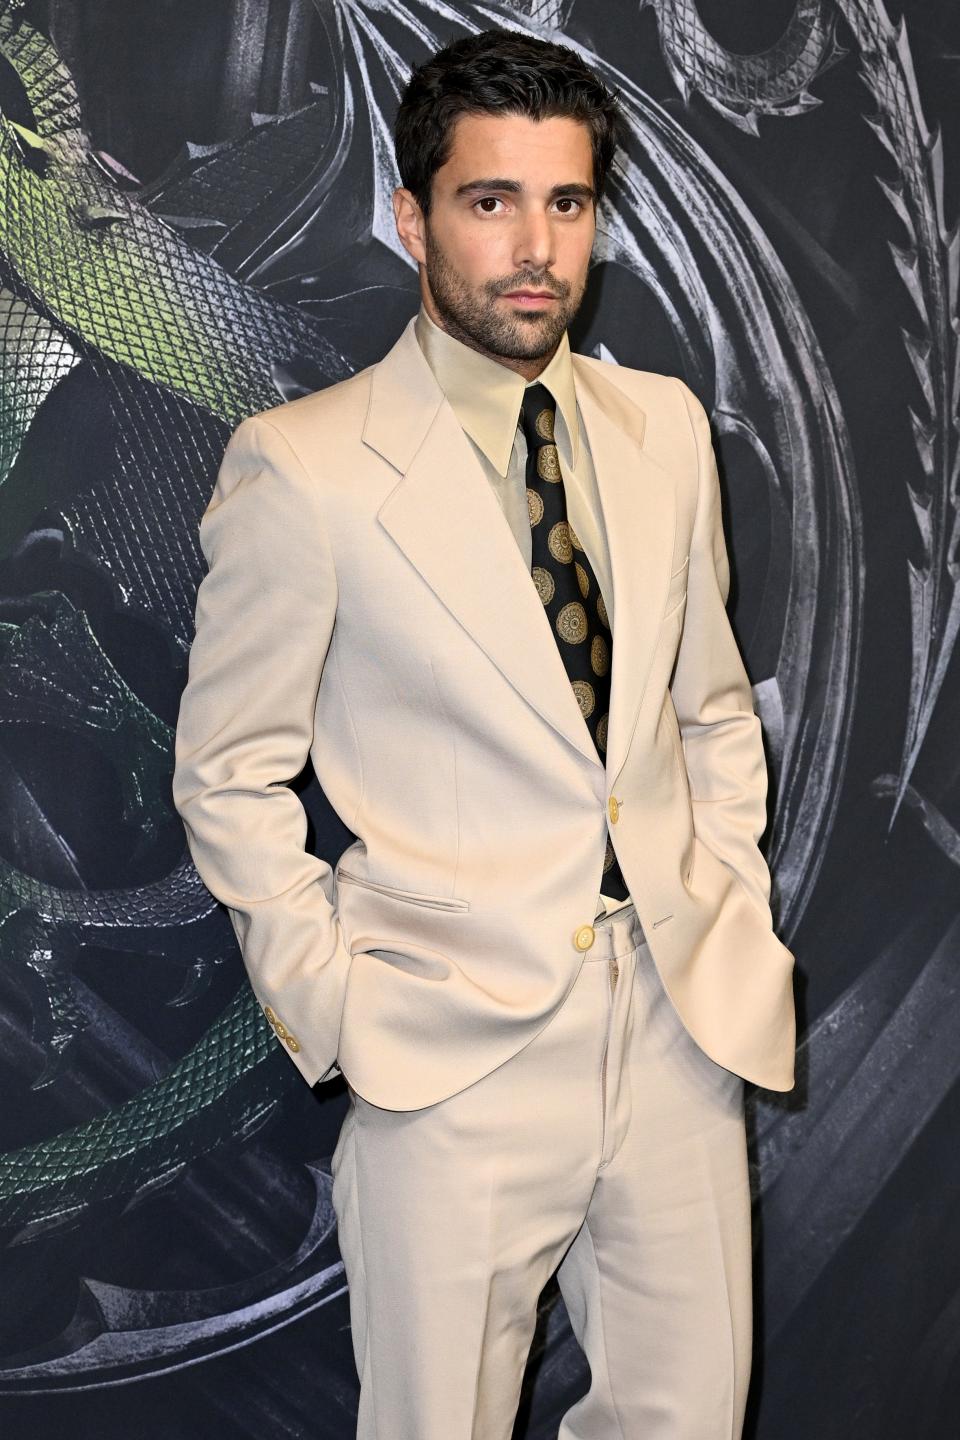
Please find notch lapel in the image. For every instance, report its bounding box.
[572,360,678,785]
[363,319,677,779]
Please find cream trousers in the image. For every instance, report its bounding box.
[331,909,753,1438]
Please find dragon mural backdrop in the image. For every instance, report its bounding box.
[0,0,956,1434]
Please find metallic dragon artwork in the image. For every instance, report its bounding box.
[0,1,956,1434]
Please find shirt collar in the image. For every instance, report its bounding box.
[414,302,580,476]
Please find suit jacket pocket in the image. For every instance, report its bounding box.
[336,867,470,912]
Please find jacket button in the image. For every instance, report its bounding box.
[608,796,620,824]
[263,1005,277,1026]
[274,1019,289,1040]
[574,924,596,951]
[285,1034,301,1052]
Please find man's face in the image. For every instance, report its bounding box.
[395,112,597,369]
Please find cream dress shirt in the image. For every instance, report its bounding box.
[413,304,635,926]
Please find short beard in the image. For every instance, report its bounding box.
[423,224,586,363]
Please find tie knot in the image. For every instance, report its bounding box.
[520,382,557,449]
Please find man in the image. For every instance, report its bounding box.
[172,27,796,1439]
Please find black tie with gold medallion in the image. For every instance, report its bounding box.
[520,381,629,901]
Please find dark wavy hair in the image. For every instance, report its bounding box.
[394,28,626,218]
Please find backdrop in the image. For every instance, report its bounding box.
[0,1,957,1435]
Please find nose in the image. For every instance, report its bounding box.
[512,207,555,274]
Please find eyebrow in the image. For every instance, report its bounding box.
[454,178,595,202]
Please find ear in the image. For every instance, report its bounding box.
[393,187,427,265]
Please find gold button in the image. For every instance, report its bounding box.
[608,795,620,824]
[274,1019,288,1040]
[263,1005,277,1026]
[285,1034,301,1052]
[574,924,596,951]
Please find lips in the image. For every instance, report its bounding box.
[502,290,557,304]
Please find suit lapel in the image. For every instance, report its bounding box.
[363,318,676,779]
[572,359,677,784]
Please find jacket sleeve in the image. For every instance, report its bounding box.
[172,413,350,1087]
[669,378,778,923]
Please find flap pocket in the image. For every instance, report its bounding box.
[336,867,470,912]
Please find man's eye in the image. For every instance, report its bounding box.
[472,196,583,214]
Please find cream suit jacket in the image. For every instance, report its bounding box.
[172,315,797,1108]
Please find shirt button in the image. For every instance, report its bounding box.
[608,796,620,824]
[574,924,596,951]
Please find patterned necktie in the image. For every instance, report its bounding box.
[520,382,629,900]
